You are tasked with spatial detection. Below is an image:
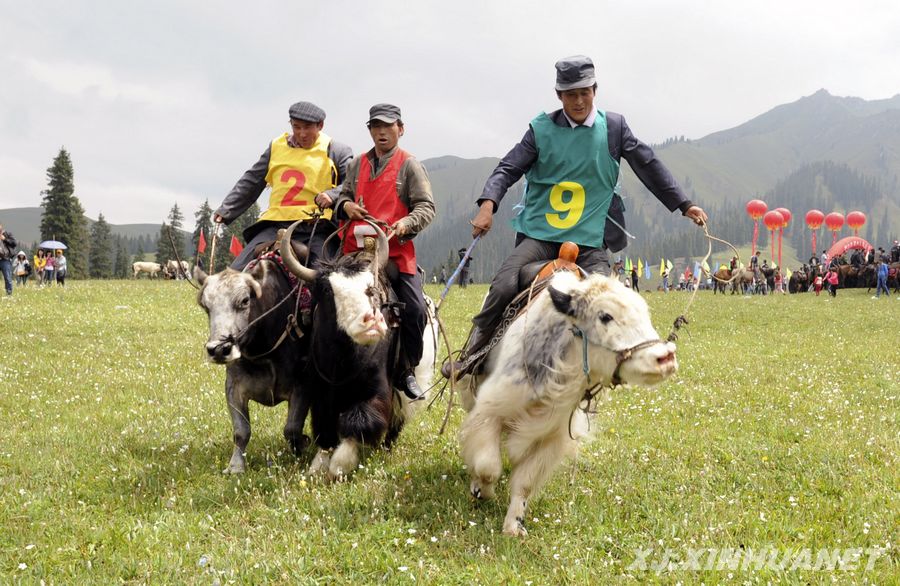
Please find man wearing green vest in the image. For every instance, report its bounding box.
[443,55,708,379]
[214,101,353,270]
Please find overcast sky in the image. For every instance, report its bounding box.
[2,0,899,228]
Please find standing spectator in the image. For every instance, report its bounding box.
[872,259,890,299]
[457,248,473,289]
[813,272,824,296]
[891,240,899,263]
[774,269,784,294]
[44,249,56,286]
[820,250,828,267]
[824,268,839,297]
[439,266,448,285]
[33,249,47,286]
[0,224,17,296]
[54,250,68,287]
[12,251,30,287]
[865,247,875,265]
[662,270,670,293]
[631,266,639,292]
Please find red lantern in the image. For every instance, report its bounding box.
[846,211,866,235]
[773,208,791,269]
[763,210,784,265]
[775,207,791,227]
[825,212,844,247]
[746,200,768,219]
[746,200,768,256]
[806,209,825,257]
[805,209,824,229]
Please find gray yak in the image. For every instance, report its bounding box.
[195,248,309,473]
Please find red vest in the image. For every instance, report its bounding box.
[342,150,417,274]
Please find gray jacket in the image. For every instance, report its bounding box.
[334,147,435,237]
[0,231,16,260]
[215,137,353,224]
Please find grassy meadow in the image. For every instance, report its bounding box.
[0,279,897,584]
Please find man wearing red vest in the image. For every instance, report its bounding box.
[214,101,353,270]
[333,104,435,400]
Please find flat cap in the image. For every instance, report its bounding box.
[288,101,326,123]
[368,103,402,124]
[555,55,596,91]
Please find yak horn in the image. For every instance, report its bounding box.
[363,219,389,271]
[280,220,317,283]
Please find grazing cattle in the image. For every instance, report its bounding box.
[458,271,677,536]
[195,249,309,473]
[165,259,190,279]
[132,261,162,279]
[281,220,435,481]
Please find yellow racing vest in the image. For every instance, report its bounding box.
[260,132,336,222]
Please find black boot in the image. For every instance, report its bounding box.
[440,326,491,381]
[400,369,425,401]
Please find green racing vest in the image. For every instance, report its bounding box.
[513,110,619,248]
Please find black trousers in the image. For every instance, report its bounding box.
[231,220,337,271]
[472,235,611,332]
[390,270,426,370]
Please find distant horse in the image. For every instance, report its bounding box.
[712,267,731,295]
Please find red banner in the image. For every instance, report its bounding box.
[229,235,244,257]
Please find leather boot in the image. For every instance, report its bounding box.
[440,326,491,380]
[400,369,425,401]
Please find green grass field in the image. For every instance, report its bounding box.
[1,280,897,584]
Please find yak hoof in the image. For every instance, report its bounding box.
[502,519,528,537]
[470,479,495,501]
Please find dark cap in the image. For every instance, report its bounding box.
[555,55,596,91]
[368,103,401,124]
[288,101,326,123]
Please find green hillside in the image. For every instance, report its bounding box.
[0,206,187,250]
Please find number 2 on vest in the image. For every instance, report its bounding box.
[280,170,308,206]
[545,181,585,229]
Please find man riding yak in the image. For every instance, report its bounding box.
[442,55,708,380]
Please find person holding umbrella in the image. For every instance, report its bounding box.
[43,248,56,286]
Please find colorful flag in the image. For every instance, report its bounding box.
[644,261,651,280]
[693,261,701,277]
[666,259,673,272]
[701,259,710,273]
[637,258,644,276]
[229,235,244,257]
[659,258,665,276]
[625,257,633,272]
[197,229,207,254]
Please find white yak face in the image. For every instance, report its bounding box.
[197,269,262,363]
[328,271,388,345]
[549,272,677,386]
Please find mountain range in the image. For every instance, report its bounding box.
[4,89,899,279]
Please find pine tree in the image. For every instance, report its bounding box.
[135,243,145,264]
[114,238,130,278]
[88,213,114,278]
[40,147,89,277]
[155,203,186,265]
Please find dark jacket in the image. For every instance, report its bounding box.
[0,231,16,260]
[479,109,692,252]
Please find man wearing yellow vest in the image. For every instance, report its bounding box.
[214,101,353,269]
[333,104,435,400]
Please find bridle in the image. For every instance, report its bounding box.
[569,325,665,388]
